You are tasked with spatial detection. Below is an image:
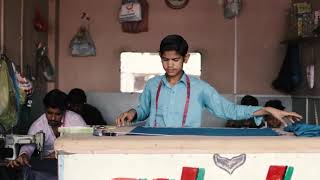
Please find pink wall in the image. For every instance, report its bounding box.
[57,0,290,94]
[237,0,290,94]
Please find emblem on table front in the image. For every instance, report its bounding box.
[213,153,246,175]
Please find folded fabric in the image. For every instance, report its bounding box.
[130,127,279,136]
[284,122,320,137]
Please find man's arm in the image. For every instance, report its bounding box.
[116,80,152,126]
[19,123,39,158]
[7,121,40,168]
[203,85,302,126]
[202,84,263,125]
[134,80,152,121]
[66,111,87,126]
[253,107,302,126]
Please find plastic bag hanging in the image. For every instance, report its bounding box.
[69,13,96,57]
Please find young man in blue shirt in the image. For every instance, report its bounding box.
[116,34,302,127]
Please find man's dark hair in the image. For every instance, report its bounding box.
[265,100,285,110]
[241,95,259,106]
[43,89,67,111]
[67,88,87,104]
[159,34,189,57]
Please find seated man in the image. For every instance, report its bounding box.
[264,100,285,128]
[225,95,265,128]
[7,89,86,180]
[67,88,106,125]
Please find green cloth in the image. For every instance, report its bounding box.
[0,59,17,131]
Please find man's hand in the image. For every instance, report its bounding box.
[254,107,302,127]
[45,151,57,159]
[116,109,137,127]
[7,153,30,168]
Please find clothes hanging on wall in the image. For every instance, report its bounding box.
[0,57,17,131]
[0,55,33,132]
[35,42,55,80]
[272,44,302,93]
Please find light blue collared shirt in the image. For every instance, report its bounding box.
[134,73,263,127]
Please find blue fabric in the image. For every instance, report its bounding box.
[130,126,279,136]
[134,72,264,127]
[284,122,320,137]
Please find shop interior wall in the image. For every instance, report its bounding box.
[57,0,291,95]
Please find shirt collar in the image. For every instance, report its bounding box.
[161,71,187,87]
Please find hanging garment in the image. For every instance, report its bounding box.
[36,43,55,81]
[272,44,302,93]
[0,60,9,116]
[3,56,20,112]
[0,59,17,131]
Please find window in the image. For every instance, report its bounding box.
[120,52,201,92]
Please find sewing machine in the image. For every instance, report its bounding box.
[0,131,45,161]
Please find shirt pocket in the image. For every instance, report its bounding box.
[151,105,166,127]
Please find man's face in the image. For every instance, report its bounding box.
[160,50,189,78]
[46,107,64,127]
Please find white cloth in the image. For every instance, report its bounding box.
[19,110,86,158]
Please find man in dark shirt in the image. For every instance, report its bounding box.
[67,88,106,125]
[225,95,265,128]
[264,100,285,128]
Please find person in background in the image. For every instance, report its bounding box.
[264,100,286,128]
[116,34,302,128]
[7,89,86,180]
[67,88,106,125]
[225,95,265,128]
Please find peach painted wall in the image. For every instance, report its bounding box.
[58,0,290,94]
[237,0,291,94]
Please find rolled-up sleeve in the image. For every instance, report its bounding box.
[19,124,38,158]
[203,85,264,125]
[134,81,151,121]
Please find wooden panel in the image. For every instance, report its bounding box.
[4,0,21,66]
[55,131,320,154]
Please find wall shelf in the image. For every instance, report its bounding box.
[281,35,320,44]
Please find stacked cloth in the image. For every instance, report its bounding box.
[284,122,320,137]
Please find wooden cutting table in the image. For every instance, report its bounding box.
[55,127,320,180]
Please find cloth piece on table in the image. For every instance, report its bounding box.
[284,122,320,137]
[129,127,279,136]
